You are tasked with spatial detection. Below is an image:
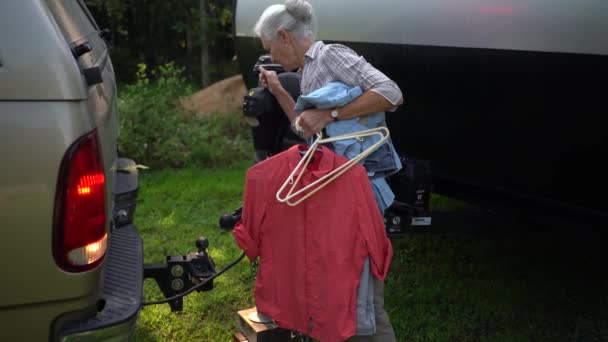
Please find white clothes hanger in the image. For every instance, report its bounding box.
[276,120,390,206]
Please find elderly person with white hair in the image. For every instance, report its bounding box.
[254,0,403,341]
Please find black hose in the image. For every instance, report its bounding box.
[142,251,246,306]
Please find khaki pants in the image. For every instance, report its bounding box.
[346,278,396,342]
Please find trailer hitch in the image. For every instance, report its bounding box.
[143,237,217,311]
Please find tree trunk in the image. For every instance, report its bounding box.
[186,21,193,59]
[200,0,210,88]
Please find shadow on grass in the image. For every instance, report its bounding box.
[386,230,608,341]
[134,170,608,341]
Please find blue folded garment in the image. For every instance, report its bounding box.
[295,82,364,110]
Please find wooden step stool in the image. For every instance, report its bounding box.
[233,331,248,342]
[235,307,292,342]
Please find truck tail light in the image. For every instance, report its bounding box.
[54,129,107,272]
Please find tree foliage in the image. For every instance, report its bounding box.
[118,62,251,168]
[84,0,237,87]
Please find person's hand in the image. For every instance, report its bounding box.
[259,66,283,95]
[296,108,334,139]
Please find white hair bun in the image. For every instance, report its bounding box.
[285,0,314,24]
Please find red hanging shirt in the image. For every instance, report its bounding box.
[234,145,393,342]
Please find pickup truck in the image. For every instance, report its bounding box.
[0,1,142,340]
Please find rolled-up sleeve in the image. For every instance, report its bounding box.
[323,44,403,109]
[233,170,266,260]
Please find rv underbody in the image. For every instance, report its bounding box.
[234,0,608,227]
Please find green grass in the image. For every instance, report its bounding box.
[134,163,256,341]
[387,232,608,341]
[134,165,608,342]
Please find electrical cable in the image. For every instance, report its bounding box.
[142,251,246,306]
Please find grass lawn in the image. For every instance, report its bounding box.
[134,164,608,341]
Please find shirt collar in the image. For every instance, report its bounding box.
[287,144,335,178]
[304,40,325,62]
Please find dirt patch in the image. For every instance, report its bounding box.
[180,74,248,116]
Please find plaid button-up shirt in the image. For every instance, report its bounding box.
[299,41,403,109]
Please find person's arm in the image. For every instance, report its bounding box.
[295,91,398,138]
[259,66,298,122]
[327,44,403,109]
[296,44,404,138]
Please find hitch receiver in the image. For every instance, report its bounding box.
[143,237,217,311]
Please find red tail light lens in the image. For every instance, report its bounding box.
[54,129,107,272]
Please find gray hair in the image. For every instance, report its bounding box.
[254,0,316,42]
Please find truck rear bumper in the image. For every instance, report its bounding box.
[59,224,143,341]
